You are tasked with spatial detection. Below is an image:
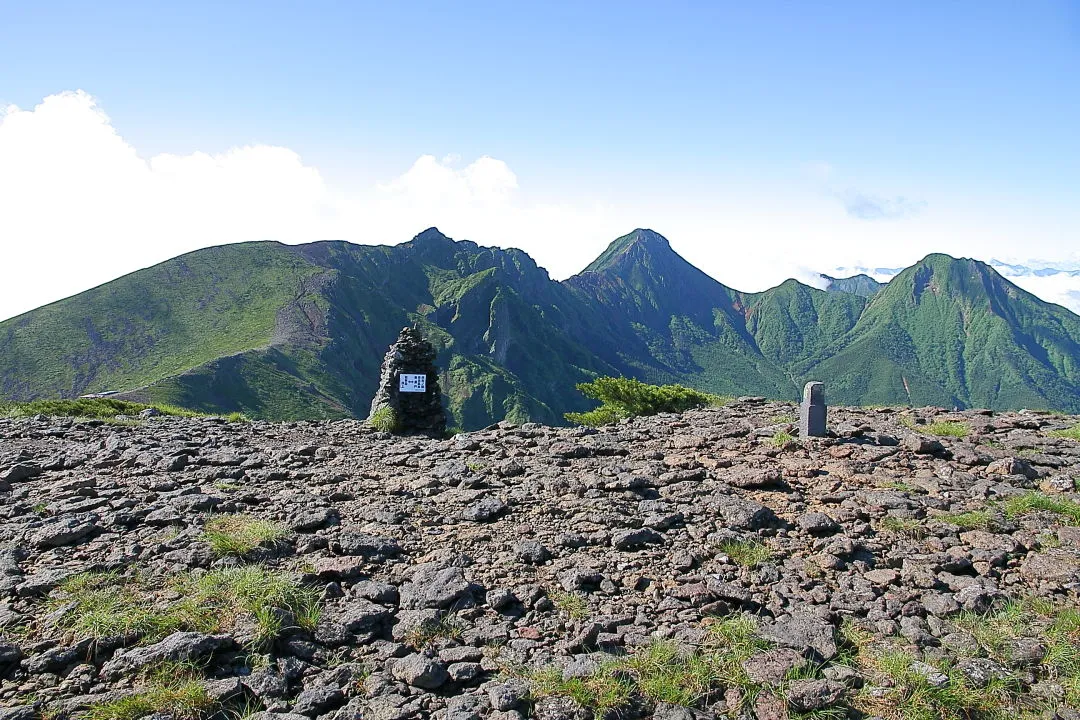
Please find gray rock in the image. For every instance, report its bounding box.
[741,648,805,685]
[611,527,663,550]
[462,497,507,522]
[292,686,345,717]
[399,565,479,610]
[336,532,401,560]
[785,679,845,710]
[32,517,99,548]
[390,653,448,689]
[796,512,840,535]
[760,612,838,661]
[515,540,550,564]
[488,679,529,711]
[102,632,232,679]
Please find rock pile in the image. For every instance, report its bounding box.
[1,399,1079,719]
[368,327,446,437]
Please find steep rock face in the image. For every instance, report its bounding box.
[4,230,1080,427]
[2,402,1079,717]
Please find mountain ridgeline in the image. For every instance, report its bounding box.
[3,228,1080,428]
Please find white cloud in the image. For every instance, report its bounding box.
[0,90,1078,321]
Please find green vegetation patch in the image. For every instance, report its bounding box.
[878,517,926,538]
[0,398,238,421]
[369,405,401,433]
[1002,491,1080,525]
[856,648,1017,720]
[565,377,729,427]
[202,514,291,557]
[718,539,774,567]
[85,662,214,720]
[770,430,795,447]
[854,597,1080,716]
[548,589,589,620]
[48,572,182,642]
[403,614,464,650]
[923,421,969,438]
[48,567,319,650]
[1048,424,1080,441]
[516,614,771,715]
[938,508,995,530]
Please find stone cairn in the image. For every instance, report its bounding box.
[799,380,827,438]
[368,326,447,436]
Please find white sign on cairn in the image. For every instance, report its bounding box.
[399,373,427,393]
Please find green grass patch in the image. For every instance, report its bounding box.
[1048,424,1080,441]
[857,597,1080,715]
[1002,492,1080,525]
[855,648,1017,720]
[49,572,182,642]
[403,614,464,650]
[526,661,634,714]
[623,639,719,706]
[564,376,729,427]
[719,539,773,567]
[518,614,770,715]
[923,421,969,438]
[85,662,214,720]
[47,567,319,650]
[0,398,232,421]
[878,517,925,538]
[174,566,322,648]
[202,514,290,557]
[369,405,400,433]
[771,430,795,447]
[768,413,796,424]
[548,589,589,620]
[939,509,995,530]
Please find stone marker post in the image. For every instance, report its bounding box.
[368,327,447,437]
[799,381,827,438]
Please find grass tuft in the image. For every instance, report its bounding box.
[404,614,464,650]
[878,517,925,538]
[548,589,589,620]
[202,514,290,557]
[923,421,969,438]
[939,508,995,530]
[369,405,400,433]
[1048,424,1080,441]
[718,539,773,567]
[771,430,795,447]
[1002,491,1080,525]
[84,662,213,720]
[49,572,182,642]
[47,567,320,650]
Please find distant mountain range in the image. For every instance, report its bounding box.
[4,228,1080,428]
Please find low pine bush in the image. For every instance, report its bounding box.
[565,377,727,427]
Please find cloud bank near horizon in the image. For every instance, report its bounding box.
[1,90,1078,321]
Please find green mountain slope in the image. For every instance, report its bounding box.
[3,230,1080,426]
[805,254,1080,411]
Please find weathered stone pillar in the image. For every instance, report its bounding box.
[368,327,446,436]
[799,381,827,438]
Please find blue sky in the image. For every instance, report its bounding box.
[1,1,1079,319]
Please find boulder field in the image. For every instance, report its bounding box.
[1,399,1078,718]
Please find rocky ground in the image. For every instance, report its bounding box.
[1,399,1079,720]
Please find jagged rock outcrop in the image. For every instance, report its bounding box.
[1,401,1079,718]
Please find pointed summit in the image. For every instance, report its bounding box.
[583,229,676,274]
